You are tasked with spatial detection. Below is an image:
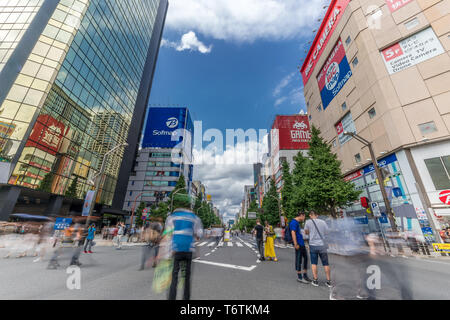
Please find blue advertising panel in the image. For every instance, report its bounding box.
[142,107,193,149]
[317,39,353,110]
[54,218,72,230]
[363,153,398,174]
[82,190,95,217]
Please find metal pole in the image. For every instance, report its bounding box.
[367,143,398,232]
[345,133,398,232]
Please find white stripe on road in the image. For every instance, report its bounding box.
[218,242,224,247]
[197,242,208,247]
[208,242,215,247]
[236,242,243,247]
[227,242,233,247]
[193,258,257,272]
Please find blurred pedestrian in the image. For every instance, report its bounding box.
[165,196,203,300]
[304,211,331,288]
[290,212,311,283]
[252,219,265,261]
[70,223,84,266]
[116,222,124,249]
[140,218,164,270]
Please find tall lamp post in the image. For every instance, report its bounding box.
[85,143,128,227]
[343,132,398,232]
[130,191,145,228]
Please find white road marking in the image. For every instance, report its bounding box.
[207,242,215,247]
[218,242,224,247]
[193,259,257,271]
[197,242,208,247]
[228,242,233,247]
[236,242,243,247]
[205,253,211,256]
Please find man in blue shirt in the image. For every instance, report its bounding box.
[164,196,203,300]
[290,212,312,284]
[84,223,96,254]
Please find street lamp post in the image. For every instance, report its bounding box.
[85,143,128,227]
[343,132,398,232]
[130,191,145,228]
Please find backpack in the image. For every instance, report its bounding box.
[284,223,293,243]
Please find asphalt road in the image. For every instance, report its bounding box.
[0,234,448,300]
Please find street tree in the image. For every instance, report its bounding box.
[65,176,79,198]
[281,160,295,221]
[134,201,146,227]
[300,126,361,217]
[38,172,54,193]
[261,179,280,226]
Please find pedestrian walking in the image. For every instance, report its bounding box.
[84,223,96,254]
[264,221,278,261]
[252,219,265,261]
[116,222,124,249]
[140,218,164,270]
[274,224,282,246]
[164,196,203,300]
[304,211,331,288]
[70,223,85,266]
[290,212,312,283]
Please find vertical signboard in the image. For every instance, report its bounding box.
[25,115,67,155]
[335,112,356,145]
[272,115,311,150]
[82,190,95,217]
[381,27,445,75]
[317,39,353,110]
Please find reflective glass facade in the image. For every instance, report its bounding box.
[0,0,163,207]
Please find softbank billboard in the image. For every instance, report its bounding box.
[142,107,194,150]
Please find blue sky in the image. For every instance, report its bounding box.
[147,0,329,220]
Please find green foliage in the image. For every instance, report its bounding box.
[171,175,191,211]
[236,217,256,232]
[65,176,79,198]
[134,201,146,227]
[193,192,219,228]
[246,199,258,218]
[290,125,361,217]
[151,201,169,221]
[261,179,280,226]
[281,160,295,221]
[38,172,54,193]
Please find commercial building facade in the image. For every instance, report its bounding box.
[0,0,168,220]
[301,0,450,241]
[122,107,194,212]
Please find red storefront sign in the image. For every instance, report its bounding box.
[344,170,363,182]
[439,190,450,205]
[301,0,351,85]
[25,115,67,155]
[272,115,311,150]
[385,0,413,12]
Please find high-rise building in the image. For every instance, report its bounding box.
[300,0,449,240]
[122,107,194,212]
[0,0,168,221]
[269,114,311,191]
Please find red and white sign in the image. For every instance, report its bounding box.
[25,115,68,156]
[272,115,311,150]
[381,27,445,74]
[439,190,450,205]
[344,170,363,182]
[385,0,413,12]
[300,0,351,85]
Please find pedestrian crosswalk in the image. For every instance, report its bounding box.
[194,240,248,248]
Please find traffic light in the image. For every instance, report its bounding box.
[360,197,369,208]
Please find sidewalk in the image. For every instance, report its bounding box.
[94,236,146,247]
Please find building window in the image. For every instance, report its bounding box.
[368,108,376,119]
[309,115,312,121]
[342,102,347,111]
[355,153,362,163]
[418,121,437,135]
[131,181,135,186]
[352,57,359,67]
[345,36,351,46]
[404,18,419,30]
[424,156,450,190]
[316,104,322,112]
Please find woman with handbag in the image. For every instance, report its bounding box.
[264,221,278,262]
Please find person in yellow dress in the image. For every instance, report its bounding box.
[264,221,278,262]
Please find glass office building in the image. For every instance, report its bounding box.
[0,0,168,220]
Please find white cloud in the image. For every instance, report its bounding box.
[166,0,326,43]
[273,71,305,109]
[273,72,296,97]
[162,31,212,54]
[193,137,268,218]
